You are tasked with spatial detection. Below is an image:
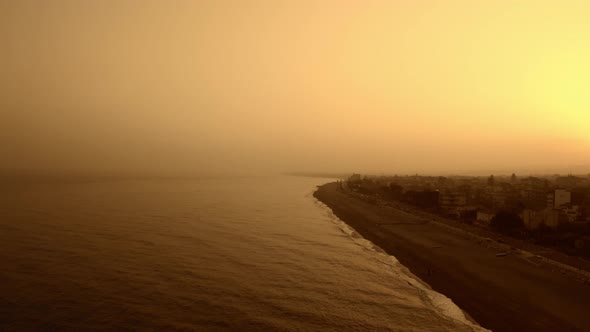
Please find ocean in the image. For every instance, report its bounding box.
[0,175,485,331]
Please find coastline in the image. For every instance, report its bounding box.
[314,197,488,331]
[314,182,590,332]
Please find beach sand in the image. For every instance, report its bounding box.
[314,182,590,332]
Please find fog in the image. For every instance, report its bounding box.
[2,1,589,176]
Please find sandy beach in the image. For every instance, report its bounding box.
[314,182,590,332]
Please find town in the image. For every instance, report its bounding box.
[344,173,590,258]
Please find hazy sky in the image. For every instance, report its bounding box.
[2,1,589,175]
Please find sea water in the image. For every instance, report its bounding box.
[0,176,486,331]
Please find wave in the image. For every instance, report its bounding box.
[312,196,490,332]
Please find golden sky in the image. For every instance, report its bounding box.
[1,1,589,175]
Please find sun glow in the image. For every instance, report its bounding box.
[2,1,589,173]
[523,47,590,141]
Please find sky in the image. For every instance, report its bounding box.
[1,1,589,176]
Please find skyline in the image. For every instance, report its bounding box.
[2,1,589,175]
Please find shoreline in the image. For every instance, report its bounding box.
[318,199,487,330]
[314,182,590,332]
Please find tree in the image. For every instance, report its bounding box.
[490,210,523,234]
[389,183,404,198]
[511,173,517,183]
[487,175,495,186]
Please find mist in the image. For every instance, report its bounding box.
[2,1,589,176]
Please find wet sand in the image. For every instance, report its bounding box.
[314,182,590,332]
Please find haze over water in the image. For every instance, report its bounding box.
[2,1,589,176]
[1,176,484,331]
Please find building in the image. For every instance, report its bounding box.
[486,185,509,208]
[562,204,581,222]
[521,209,545,230]
[545,209,562,227]
[440,191,467,208]
[439,191,467,217]
[476,210,494,225]
[519,177,548,208]
[548,189,572,209]
[348,173,362,183]
[521,208,563,229]
[554,189,572,208]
